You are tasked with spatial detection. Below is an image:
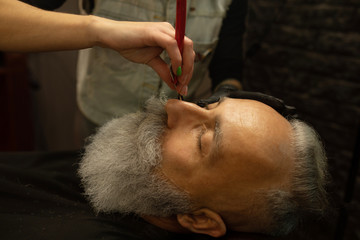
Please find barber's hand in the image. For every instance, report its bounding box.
[92,17,195,95]
[197,84,297,118]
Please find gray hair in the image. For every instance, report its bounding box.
[264,119,329,236]
[78,97,192,217]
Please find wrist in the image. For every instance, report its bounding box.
[87,15,103,48]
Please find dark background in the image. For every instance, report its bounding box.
[0,0,359,239]
[243,0,360,239]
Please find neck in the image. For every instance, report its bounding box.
[141,215,190,234]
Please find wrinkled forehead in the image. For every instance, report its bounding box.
[219,98,291,127]
[219,99,294,185]
[220,98,293,153]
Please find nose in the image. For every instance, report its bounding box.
[165,99,208,129]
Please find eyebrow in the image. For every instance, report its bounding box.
[203,97,226,164]
[208,114,223,165]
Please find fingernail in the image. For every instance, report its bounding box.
[176,66,182,76]
[180,85,188,96]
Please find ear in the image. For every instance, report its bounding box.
[176,208,226,237]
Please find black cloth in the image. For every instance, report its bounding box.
[0,151,213,240]
[20,0,66,10]
[209,0,248,90]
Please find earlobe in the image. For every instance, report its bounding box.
[176,208,226,237]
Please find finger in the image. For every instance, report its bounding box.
[174,62,193,96]
[155,33,182,75]
[146,24,182,74]
[178,36,195,87]
[173,37,194,96]
[148,23,191,80]
[164,38,182,75]
[147,56,176,90]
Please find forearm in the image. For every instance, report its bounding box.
[0,0,96,52]
[0,0,194,92]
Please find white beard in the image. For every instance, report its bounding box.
[78,97,191,216]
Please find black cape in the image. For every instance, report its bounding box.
[0,151,214,240]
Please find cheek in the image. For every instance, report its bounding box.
[160,130,197,178]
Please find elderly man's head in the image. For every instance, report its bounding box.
[78,97,328,237]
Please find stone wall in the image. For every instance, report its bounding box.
[243,0,360,239]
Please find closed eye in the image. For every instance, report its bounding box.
[198,97,225,151]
